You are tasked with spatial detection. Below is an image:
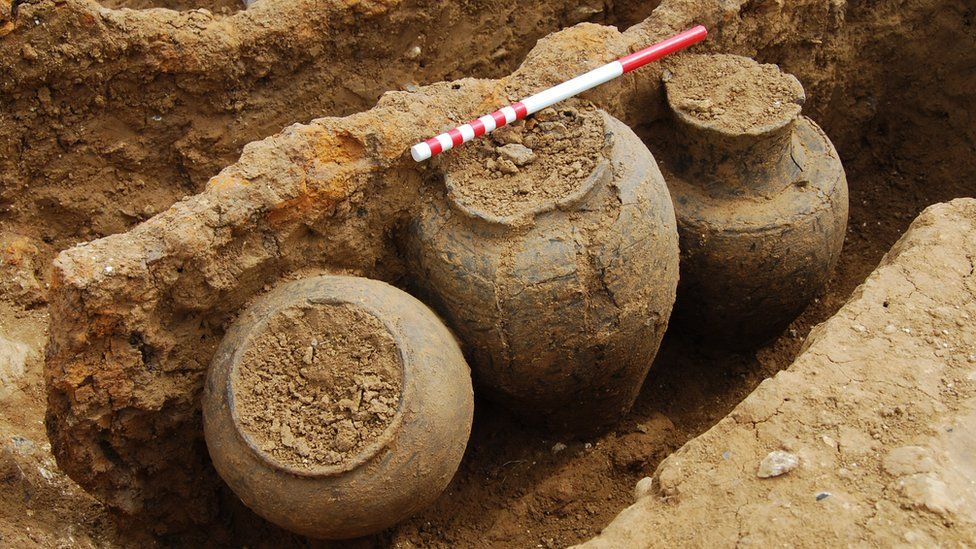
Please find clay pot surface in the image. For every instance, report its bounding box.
[659,54,849,347]
[203,275,473,540]
[405,106,679,433]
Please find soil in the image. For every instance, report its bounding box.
[97,0,243,13]
[664,54,803,133]
[233,303,402,470]
[583,198,976,547]
[1,0,975,546]
[446,103,605,220]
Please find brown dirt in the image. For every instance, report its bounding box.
[664,54,803,133]
[0,0,974,546]
[233,303,401,470]
[582,198,976,547]
[446,103,605,219]
[97,0,243,13]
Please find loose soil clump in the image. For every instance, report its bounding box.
[233,303,402,470]
[664,54,803,133]
[446,105,605,219]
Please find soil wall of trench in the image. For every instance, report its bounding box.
[1,0,971,539]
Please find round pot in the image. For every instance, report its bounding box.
[658,54,849,347]
[203,275,474,539]
[404,106,679,433]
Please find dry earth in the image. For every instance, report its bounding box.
[0,0,974,546]
[581,199,976,547]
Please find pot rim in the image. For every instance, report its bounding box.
[224,295,407,479]
[441,112,613,228]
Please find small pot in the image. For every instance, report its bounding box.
[404,108,679,433]
[658,54,849,347]
[203,275,474,539]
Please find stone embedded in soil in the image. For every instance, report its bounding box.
[894,474,958,516]
[757,450,799,478]
[883,446,937,476]
[445,103,605,220]
[0,335,32,389]
[633,477,654,501]
[232,303,401,470]
[496,143,536,167]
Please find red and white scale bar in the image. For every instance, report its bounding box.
[410,25,708,162]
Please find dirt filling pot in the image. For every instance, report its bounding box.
[657,54,849,348]
[405,103,679,433]
[203,275,474,540]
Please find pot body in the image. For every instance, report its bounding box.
[203,275,473,540]
[661,55,849,347]
[405,112,679,433]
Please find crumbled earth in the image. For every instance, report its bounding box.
[581,199,976,547]
[446,103,605,219]
[664,54,803,132]
[0,0,974,546]
[233,303,401,470]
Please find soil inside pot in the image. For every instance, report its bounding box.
[232,303,402,470]
[445,104,606,220]
[665,54,803,133]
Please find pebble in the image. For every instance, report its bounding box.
[757,450,799,478]
[496,144,536,167]
[883,446,936,476]
[633,477,654,501]
[0,336,31,387]
[21,44,38,61]
[815,491,831,501]
[896,474,957,516]
[821,435,838,450]
[551,442,567,454]
[496,158,519,175]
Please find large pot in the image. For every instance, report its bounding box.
[657,54,849,347]
[405,105,679,433]
[203,275,474,539]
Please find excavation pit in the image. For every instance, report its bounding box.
[1,0,974,546]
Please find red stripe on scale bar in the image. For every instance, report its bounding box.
[448,128,464,146]
[512,102,528,119]
[470,119,486,137]
[425,137,442,155]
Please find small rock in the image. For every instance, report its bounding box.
[551,442,567,454]
[757,450,799,478]
[0,336,32,388]
[405,45,422,60]
[815,491,831,501]
[496,158,519,175]
[496,143,536,167]
[21,44,38,61]
[884,324,897,335]
[896,474,957,516]
[821,435,838,450]
[633,477,654,501]
[883,446,936,476]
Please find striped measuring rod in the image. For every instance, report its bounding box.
[410,25,708,162]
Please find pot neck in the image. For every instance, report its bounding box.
[669,110,800,190]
